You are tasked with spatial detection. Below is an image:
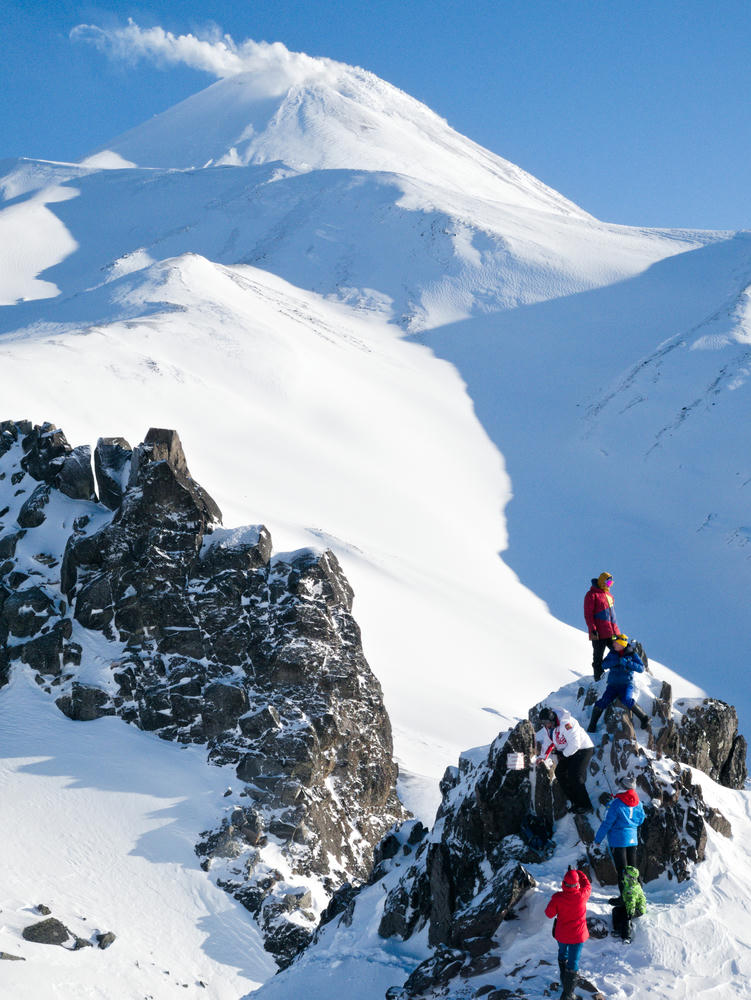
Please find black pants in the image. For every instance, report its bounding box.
[591,638,615,680]
[612,845,638,880]
[555,748,594,811]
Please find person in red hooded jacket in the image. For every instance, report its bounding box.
[545,867,591,1000]
[584,571,620,680]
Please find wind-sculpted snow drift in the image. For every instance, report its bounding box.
[0,419,404,967]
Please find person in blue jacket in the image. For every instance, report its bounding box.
[594,775,645,881]
[587,634,650,732]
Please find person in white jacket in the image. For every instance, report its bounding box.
[536,707,594,814]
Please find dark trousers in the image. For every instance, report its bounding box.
[591,638,615,680]
[555,748,594,810]
[612,845,638,881]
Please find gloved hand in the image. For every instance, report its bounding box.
[589,630,598,640]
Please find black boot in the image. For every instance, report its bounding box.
[587,706,603,733]
[558,957,566,985]
[631,704,650,730]
[561,968,578,1000]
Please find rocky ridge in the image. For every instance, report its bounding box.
[308,672,746,1000]
[0,419,405,967]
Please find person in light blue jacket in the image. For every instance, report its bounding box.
[594,775,645,881]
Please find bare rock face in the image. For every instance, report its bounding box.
[0,419,405,969]
[18,422,96,502]
[673,698,747,789]
[93,437,132,510]
[371,721,542,996]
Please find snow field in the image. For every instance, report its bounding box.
[0,671,277,999]
[0,254,598,817]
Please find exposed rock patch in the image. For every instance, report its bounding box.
[22,917,82,948]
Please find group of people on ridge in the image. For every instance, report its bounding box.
[537,572,650,999]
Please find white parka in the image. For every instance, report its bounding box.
[537,707,594,759]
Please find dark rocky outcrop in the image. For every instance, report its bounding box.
[56,682,116,722]
[673,698,747,789]
[94,437,132,510]
[341,675,744,1000]
[0,419,404,968]
[20,913,108,952]
[18,484,51,528]
[19,423,96,502]
[22,918,75,947]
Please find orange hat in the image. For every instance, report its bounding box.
[613,634,629,649]
[597,572,613,588]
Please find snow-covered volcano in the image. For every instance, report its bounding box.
[1,32,748,781]
[0,36,749,1000]
[96,59,586,218]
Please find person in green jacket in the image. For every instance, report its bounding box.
[609,865,646,942]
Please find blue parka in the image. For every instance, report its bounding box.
[595,645,645,709]
[594,791,645,848]
[601,646,644,686]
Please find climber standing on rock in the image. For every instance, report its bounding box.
[584,571,620,681]
[587,635,650,732]
[594,775,645,881]
[536,707,594,814]
[545,867,591,1000]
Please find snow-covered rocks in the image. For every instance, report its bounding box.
[300,676,746,1000]
[0,419,405,968]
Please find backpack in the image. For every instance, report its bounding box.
[519,812,554,856]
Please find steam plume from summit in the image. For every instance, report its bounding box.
[70,18,350,97]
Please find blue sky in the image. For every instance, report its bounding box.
[2,0,750,230]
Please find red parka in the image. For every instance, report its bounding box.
[545,870,591,944]
[584,582,619,639]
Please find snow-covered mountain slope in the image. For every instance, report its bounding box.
[421,231,751,727]
[1,35,750,999]
[0,669,276,999]
[0,255,584,817]
[0,153,706,327]
[0,39,748,784]
[93,62,587,217]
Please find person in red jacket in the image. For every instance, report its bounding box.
[545,867,591,1000]
[584,571,620,680]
